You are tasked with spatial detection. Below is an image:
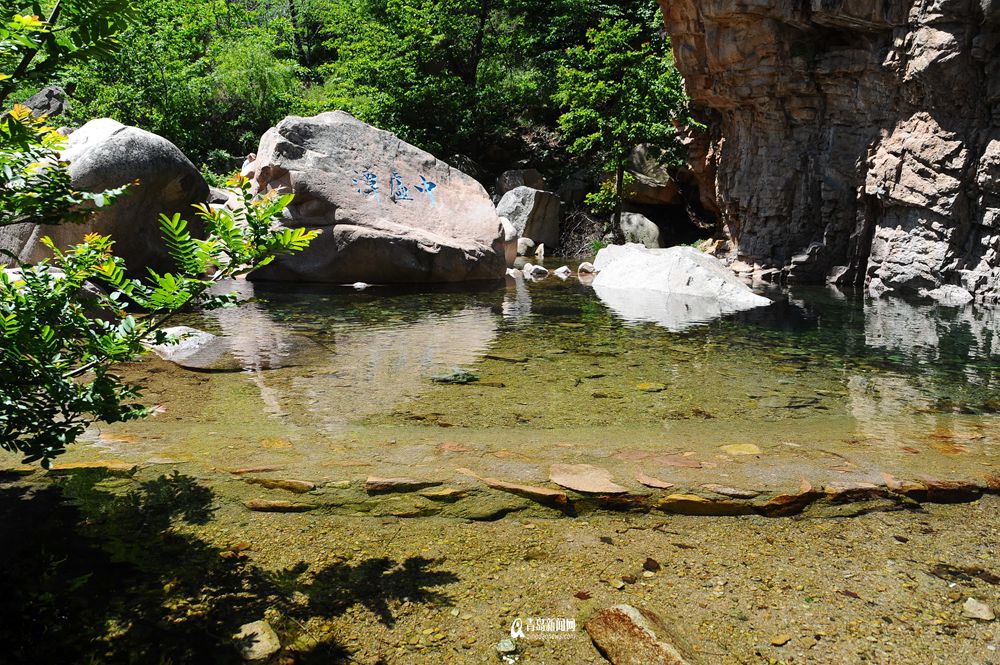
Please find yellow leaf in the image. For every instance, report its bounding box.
[14,14,45,28]
[10,104,32,121]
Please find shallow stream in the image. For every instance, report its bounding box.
[45,262,1000,503]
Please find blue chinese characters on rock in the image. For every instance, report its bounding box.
[353,168,438,207]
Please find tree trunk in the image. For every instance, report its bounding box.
[611,161,626,244]
[287,0,310,67]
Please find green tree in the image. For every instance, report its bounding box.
[0,13,318,466]
[61,0,302,169]
[554,17,694,240]
[0,0,133,106]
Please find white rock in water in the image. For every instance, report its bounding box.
[523,263,549,279]
[554,265,572,280]
[352,282,370,290]
[594,244,770,307]
[517,237,535,256]
[578,261,597,274]
[534,243,545,262]
[234,620,281,661]
[592,244,771,331]
[505,268,523,279]
[920,284,974,306]
[962,597,995,621]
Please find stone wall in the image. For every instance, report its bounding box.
[661,0,1000,301]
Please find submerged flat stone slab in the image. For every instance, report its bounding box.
[365,476,443,494]
[483,477,568,507]
[550,464,627,494]
[244,478,316,494]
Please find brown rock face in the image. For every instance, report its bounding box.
[661,1,1000,300]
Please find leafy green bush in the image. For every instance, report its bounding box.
[2,13,318,465]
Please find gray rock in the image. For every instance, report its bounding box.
[624,145,681,205]
[0,118,208,275]
[556,168,593,206]
[234,620,281,661]
[21,86,66,117]
[496,168,547,197]
[246,111,506,283]
[207,187,230,205]
[620,212,664,248]
[495,637,517,654]
[496,186,561,248]
[522,263,549,279]
[586,604,698,665]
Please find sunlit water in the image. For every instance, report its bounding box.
[42,262,1000,488]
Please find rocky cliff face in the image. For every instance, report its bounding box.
[661,0,1000,301]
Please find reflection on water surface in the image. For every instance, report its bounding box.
[31,268,1000,482]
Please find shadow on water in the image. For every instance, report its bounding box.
[0,471,458,664]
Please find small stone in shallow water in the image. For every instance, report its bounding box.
[578,261,597,274]
[234,620,281,661]
[495,637,516,654]
[771,633,792,647]
[636,472,675,489]
[523,262,549,279]
[962,597,995,621]
[637,382,667,393]
[554,265,572,279]
[586,604,698,664]
[431,369,480,384]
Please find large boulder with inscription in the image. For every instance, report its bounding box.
[246,111,507,283]
[0,118,208,274]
